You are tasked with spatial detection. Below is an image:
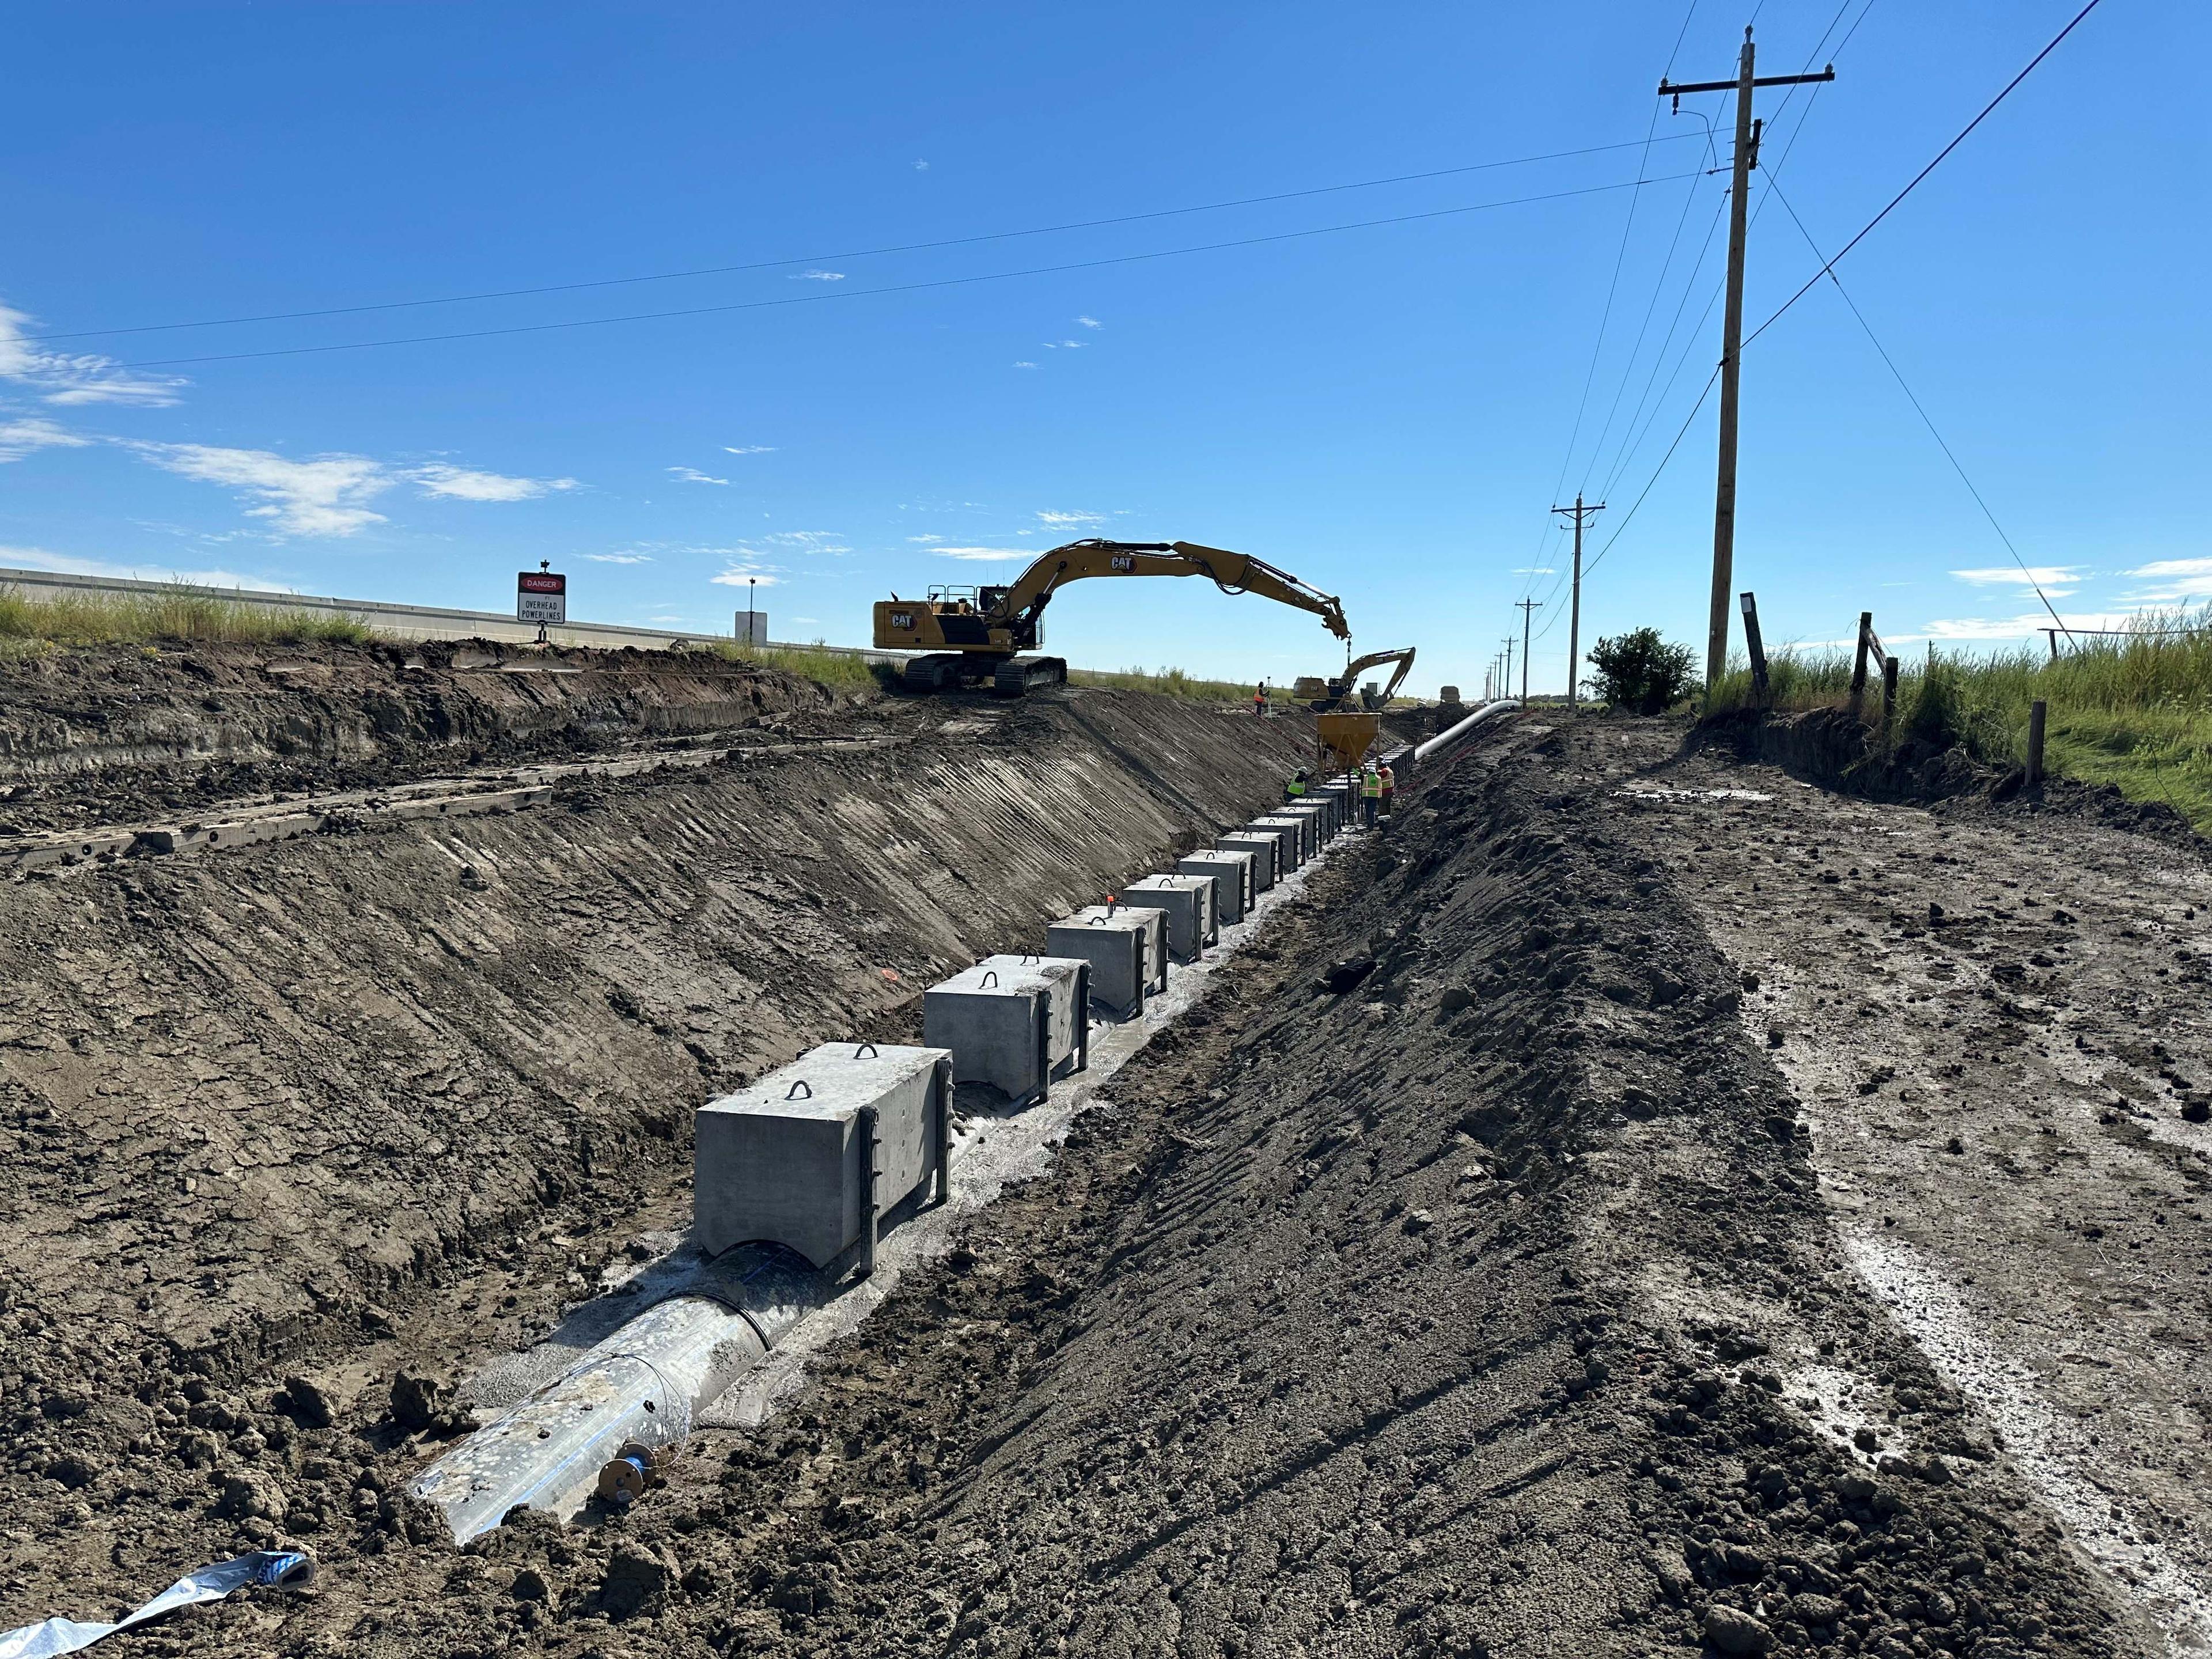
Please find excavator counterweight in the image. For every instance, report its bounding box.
[874,539,1349,696]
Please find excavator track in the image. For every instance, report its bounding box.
[992,656,1067,697]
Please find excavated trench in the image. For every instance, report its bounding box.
[0,654,2169,1658]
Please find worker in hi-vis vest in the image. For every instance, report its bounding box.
[1283,767,1309,804]
[1359,764,1382,830]
[1378,763,1397,824]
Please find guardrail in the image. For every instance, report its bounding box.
[0,566,910,664]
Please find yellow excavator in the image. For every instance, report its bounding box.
[874,539,1351,695]
[1293,647,1416,712]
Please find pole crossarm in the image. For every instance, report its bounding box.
[1658,69,1834,96]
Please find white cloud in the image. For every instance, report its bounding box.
[722,445,777,456]
[1075,316,1102,329]
[912,160,929,172]
[1012,361,1037,370]
[584,552,653,564]
[793,615,820,624]
[710,563,782,588]
[133,443,392,537]
[2123,557,2212,603]
[666,466,729,486]
[1036,510,1103,527]
[791,270,845,282]
[935,546,1033,562]
[1042,339,1085,350]
[1512,566,1555,575]
[1949,565,2081,589]
[0,544,296,591]
[1921,611,2142,642]
[410,463,577,502]
[0,302,186,407]
[907,534,944,544]
[0,416,90,462]
[761,530,850,555]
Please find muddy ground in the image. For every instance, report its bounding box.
[3,668,2205,1658]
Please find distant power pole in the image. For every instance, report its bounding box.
[1501,636,1516,702]
[1551,495,1604,710]
[1514,599,1541,701]
[1661,28,1835,689]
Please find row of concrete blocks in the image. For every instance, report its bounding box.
[691,780,1355,1279]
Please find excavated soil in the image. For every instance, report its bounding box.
[10,704,2178,1659]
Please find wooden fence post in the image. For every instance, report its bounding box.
[1880,656,1900,742]
[2027,699,2048,787]
[1738,592,1770,711]
[1849,612,1874,716]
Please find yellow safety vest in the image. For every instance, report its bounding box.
[1360,771,1381,798]
[1286,781,1306,796]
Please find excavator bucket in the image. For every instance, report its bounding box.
[1315,712,1380,774]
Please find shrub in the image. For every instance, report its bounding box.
[1585,627,1698,714]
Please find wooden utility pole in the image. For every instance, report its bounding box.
[1552,495,1603,710]
[1661,30,1835,690]
[1501,636,1516,701]
[1514,600,1542,701]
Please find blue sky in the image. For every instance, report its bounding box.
[2,1,2203,695]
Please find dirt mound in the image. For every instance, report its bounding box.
[125,718,2145,1656]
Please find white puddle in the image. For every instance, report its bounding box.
[1612,787,1775,804]
[1842,1230,2212,1653]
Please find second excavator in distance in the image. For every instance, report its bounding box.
[1294,646,1416,711]
[873,539,1350,695]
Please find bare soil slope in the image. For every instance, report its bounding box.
[85,716,2152,1659]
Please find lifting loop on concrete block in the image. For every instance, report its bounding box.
[785,1080,812,1100]
[854,1042,878,1059]
[980,969,999,987]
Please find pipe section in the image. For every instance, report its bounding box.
[1412,699,1518,765]
[409,1244,821,1543]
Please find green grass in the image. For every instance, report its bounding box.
[1067,664,1255,702]
[1707,605,2212,831]
[0,583,375,649]
[704,637,890,692]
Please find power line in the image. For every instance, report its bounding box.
[1743,0,2107,350]
[1761,173,2068,635]
[28,132,1718,344]
[114,172,1705,371]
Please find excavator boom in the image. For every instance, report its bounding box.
[1308,646,1415,711]
[875,538,1350,695]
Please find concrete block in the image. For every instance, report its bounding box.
[0,828,138,873]
[1281,801,1329,851]
[1047,906,1166,1020]
[1177,850,1253,925]
[695,1041,951,1271]
[1214,832,1279,892]
[926,955,1089,1108]
[978,954,1089,1082]
[1247,815,1308,871]
[1120,873,1218,962]
[135,812,328,857]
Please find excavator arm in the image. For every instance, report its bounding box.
[994,540,1351,642]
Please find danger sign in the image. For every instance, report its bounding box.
[517,570,566,625]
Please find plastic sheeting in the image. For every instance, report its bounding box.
[0,1551,316,1659]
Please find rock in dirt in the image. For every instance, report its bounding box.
[1317,956,1377,993]
[600,1541,677,1619]
[1704,1603,1774,1654]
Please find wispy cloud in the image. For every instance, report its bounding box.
[935,546,1032,562]
[722,444,777,456]
[134,443,392,536]
[1921,610,2139,642]
[912,160,929,172]
[1012,361,1037,370]
[1041,339,1085,350]
[0,416,91,463]
[0,543,296,592]
[710,562,782,588]
[584,552,653,564]
[790,270,845,282]
[1037,510,1103,527]
[1075,316,1102,329]
[1949,565,2081,594]
[0,302,187,407]
[907,534,944,544]
[666,466,729,486]
[1512,566,1555,575]
[410,463,577,502]
[2123,557,2212,603]
[761,530,850,555]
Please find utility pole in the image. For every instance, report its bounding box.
[1661,29,1834,690]
[1514,599,1541,701]
[1501,636,1515,702]
[1551,495,1604,710]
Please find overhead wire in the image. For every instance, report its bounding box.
[113,172,1706,371]
[29,132,1717,344]
[1761,173,2069,637]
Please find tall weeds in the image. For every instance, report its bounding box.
[0,584,374,648]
